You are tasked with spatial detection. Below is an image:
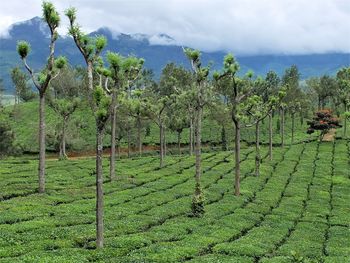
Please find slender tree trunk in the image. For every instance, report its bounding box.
[177,131,181,156]
[110,90,117,181]
[117,141,121,159]
[137,117,142,157]
[234,119,241,196]
[291,113,295,144]
[59,117,67,160]
[96,125,104,248]
[195,107,202,187]
[281,108,285,148]
[318,97,321,110]
[159,122,164,167]
[344,103,347,138]
[221,126,227,151]
[163,127,166,157]
[87,62,93,92]
[38,92,46,193]
[255,120,260,176]
[127,127,131,158]
[189,115,193,156]
[268,113,273,161]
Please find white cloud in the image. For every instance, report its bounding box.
[0,0,349,55]
[149,34,176,46]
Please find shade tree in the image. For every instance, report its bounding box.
[66,6,109,248]
[307,109,341,141]
[244,81,285,176]
[213,54,254,196]
[184,48,212,216]
[280,65,302,147]
[336,67,350,137]
[264,70,280,160]
[17,2,66,193]
[127,89,150,157]
[105,52,144,179]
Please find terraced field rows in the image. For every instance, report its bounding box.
[0,141,349,262]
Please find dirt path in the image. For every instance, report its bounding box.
[322,128,336,142]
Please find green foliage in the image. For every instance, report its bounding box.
[64,7,76,22]
[95,35,107,53]
[54,56,67,69]
[0,141,348,261]
[106,52,123,71]
[11,67,36,102]
[0,119,19,156]
[93,86,111,124]
[184,48,200,62]
[16,41,30,59]
[42,1,60,30]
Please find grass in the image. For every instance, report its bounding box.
[0,139,349,262]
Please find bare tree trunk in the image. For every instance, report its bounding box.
[281,108,285,148]
[318,97,321,110]
[59,117,67,160]
[344,103,347,138]
[163,127,167,157]
[110,90,117,181]
[234,119,240,196]
[291,113,295,144]
[117,141,121,159]
[38,93,46,193]
[195,108,202,182]
[189,115,193,156]
[177,131,181,156]
[159,122,164,167]
[96,126,104,248]
[255,120,260,176]
[127,127,131,158]
[268,113,273,161]
[137,117,142,157]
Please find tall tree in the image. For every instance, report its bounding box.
[184,48,211,216]
[244,84,284,176]
[214,54,255,196]
[106,52,144,179]
[336,67,350,137]
[168,100,188,156]
[48,98,79,160]
[146,87,172,168]
[289,101,301,144]
[281,65,301,147]
[264,70,280,160]
[17,2,66,193]
[48,65,83,159]
[127,89,149,157]
[309,75,336,109]
[66,7,108,248]
[208,97,230,151]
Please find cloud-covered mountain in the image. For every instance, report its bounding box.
[1,17,349,93]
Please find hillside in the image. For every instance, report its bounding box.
[1,101,317,156]
[1,17,349,93]
[1,141,349,262]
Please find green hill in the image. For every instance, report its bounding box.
[1,101,319,156]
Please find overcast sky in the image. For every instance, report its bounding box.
[1,0,349,55]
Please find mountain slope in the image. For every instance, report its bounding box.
[1,17,349,92]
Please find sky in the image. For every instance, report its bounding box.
[0,0,350,55]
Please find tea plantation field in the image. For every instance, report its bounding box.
[0,140,349,262]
